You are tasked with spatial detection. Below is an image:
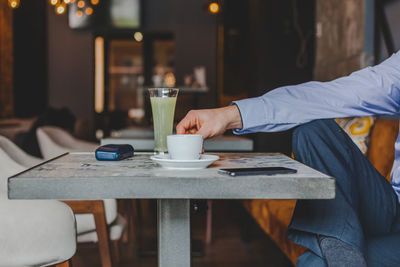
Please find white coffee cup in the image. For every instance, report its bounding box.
[167,134,203,160]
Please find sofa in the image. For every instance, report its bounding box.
[242,118,399,266]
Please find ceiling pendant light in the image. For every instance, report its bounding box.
[55,3,66,15]
[8,0,20,9]
[208,1,221,14]
[49,0,60,6]
[8,0,100,16]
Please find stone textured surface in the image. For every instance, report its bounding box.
[9,152,334,200]
[314,0,373,81]
[157,199,190,267]
[316,0,364,63]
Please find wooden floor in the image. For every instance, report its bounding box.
[72,200,294,267]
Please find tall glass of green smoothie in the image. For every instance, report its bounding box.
[148,88,179,154]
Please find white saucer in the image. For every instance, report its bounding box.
[150,154,220,170]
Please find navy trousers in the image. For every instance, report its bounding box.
[287,119,400,266]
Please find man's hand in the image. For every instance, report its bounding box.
[176,105,243,139]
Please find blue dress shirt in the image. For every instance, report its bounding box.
[233,51,400,202]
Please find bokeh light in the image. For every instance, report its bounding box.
[133,32,144,42]
[85,7,93,15]
[76,9,83,17]
[77,0,85,8]
[55,3,66,14]
[208,2,220,14]
[164,72,176,88]
[8,0,20,9]
[49,0,59,6]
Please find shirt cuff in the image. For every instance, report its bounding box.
[231,97,269,135]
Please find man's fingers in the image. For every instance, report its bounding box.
[176,123,186,134]
[188,128,197,134]
[177,108,230,139]
[196,127,211,139]
[176,111,202,135]
[177,123,198,135]
[176,115,193,134]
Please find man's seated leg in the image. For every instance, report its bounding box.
[296,250,327,267]
[318,235,366,266]
[366,232,400,267]
[287,119,400,264]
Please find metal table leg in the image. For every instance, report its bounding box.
[158,199,191,267]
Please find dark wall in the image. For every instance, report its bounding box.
[47,8,94,119]
[247,0,315,97]
[13,1,47,117]
[144,0,217,109]
[47,0,217,121]
[254,0,315,154]
[377,0,400,61]
[223,0,315,154]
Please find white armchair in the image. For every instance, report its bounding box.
[36,126,98,159]
[0,147,76,267]
[0,134,42,167]
[34,128,126,266]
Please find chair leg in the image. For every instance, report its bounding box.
[93,211,113,267]
[122,217,130,244]
[121,199,133,244]
[133,199,144,249]
[121,222,129,244]
[63,200,113,267]
[205,199,213,245]
[55,259,71,267]
[112,240,121,264]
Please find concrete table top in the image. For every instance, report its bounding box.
[8,152,335,267]
[8,152,335,200]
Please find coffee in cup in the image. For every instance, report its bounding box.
[167,134,203,160]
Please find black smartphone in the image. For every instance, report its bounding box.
[95,144,134,161]
[218,167,297,176]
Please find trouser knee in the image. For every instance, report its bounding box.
[292,119,338,159]
[297,251,327,267]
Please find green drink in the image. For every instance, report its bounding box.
[149,88,179,153]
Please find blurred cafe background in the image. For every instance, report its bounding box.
[1,0,320,155]
[1,0,399,266]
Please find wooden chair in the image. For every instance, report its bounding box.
[55,261,72,267]
[64,200,122,266]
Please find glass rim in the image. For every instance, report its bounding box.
[148,88,179,97]
[148,88,179,91]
